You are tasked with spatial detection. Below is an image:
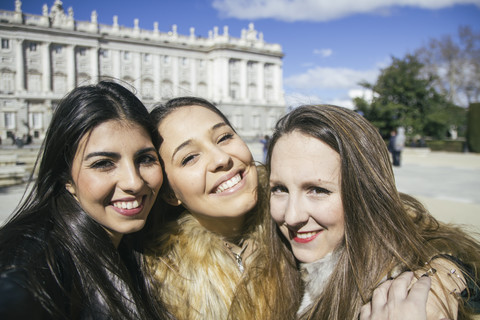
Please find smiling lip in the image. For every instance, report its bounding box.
[111,196,145,217]
[291,230,322,243]
[211,170,246,195]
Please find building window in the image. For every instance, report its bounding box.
[100,49,109,58]
[144,53,151,63]
[53,45,63,54]
[163,55,170,65]
[0,72,14,93]
[27,74,42,92]
[232,114,243,129]
[123,51,130,61]
[4,112,16,130]
[229,82,239,99]
[29,42,37,52]
[252,114,260,129]
[1,38,9,49]
[29,112,43,130]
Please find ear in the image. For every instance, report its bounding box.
[65,182,77,197]
[161,191,182,206]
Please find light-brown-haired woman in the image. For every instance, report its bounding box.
[142,97,301,320]
[267,104,480,320]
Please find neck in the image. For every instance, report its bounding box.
[191,212,246,238]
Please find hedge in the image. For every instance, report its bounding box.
[467,103,480,153]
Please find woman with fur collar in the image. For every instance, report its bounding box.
[266,104,480,320]
[142,97,302,320]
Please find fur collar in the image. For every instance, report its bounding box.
[146,212,284,320]
[297,250,341,316]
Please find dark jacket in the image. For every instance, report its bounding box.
[0,228,111,320]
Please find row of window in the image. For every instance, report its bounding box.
[2,38,275,70]
[3,112,43,130]
[2,109,278,132]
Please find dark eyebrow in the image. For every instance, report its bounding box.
[84,147,157,161]
[84,151,119,161]
[171,121,228,161]
[136,147,157,157]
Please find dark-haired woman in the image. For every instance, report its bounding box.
[0,81,172,319]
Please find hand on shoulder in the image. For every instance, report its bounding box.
[360,271,431,320]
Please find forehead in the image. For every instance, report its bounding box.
[77,120,148,152]
[159,106,226,139]
[272,131,340,177]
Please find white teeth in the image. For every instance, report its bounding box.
[296,231,318,239]
[215,174,241,194]
[113,200,139,209]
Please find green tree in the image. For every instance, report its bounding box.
[416,26,480,107]
[355,55,462,139]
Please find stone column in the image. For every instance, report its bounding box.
[66,45,75,90]
[112,49,121,80]
[133,51,141,90]
[42,42,51,92]
[171,56,179,96]
[15,39,25,92]
[273,63,283,103]
[91,47,99,83]
[190,58,197,95]
[240,59,247,100]
[257,62,264,102]
[153,53,161,101]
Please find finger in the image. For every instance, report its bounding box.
[406,275,431,306]
[370,279,393,317]
[359,302,372,320]
[388,271,414,301]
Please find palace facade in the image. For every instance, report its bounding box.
[0,0,285,143]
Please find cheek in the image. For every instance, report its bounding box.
[269,198,285,223]
[279,225,290,239]
[146,168,164,190]
[234,141,254,162]
[76,173,106,198]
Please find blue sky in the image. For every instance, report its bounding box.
[4,0,480,108]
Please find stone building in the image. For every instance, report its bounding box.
[0,0,285,143]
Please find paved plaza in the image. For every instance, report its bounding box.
[1,147,480,240]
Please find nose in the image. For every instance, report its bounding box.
[207,145,233,172]
[283,195,309,229]
[118,162,144,193]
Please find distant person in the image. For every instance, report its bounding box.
[0,81,172,319]
[388,129,397,163]
[393,127,406,166]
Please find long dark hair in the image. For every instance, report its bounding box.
[0,81,170,319]
[267,104,480,320]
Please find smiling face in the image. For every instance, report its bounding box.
[158,105,258,236]
[269,130,345,263]
[66,120,163,247]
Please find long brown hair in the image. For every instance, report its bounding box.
[145,96,302,319]
[266,104,480,320]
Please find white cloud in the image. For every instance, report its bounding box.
[283,66,380,109]
[284,92,356,109]
[284,66,378,90]
[313,48,333,57]
[284,92,325,107]
[212,0,480,22]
